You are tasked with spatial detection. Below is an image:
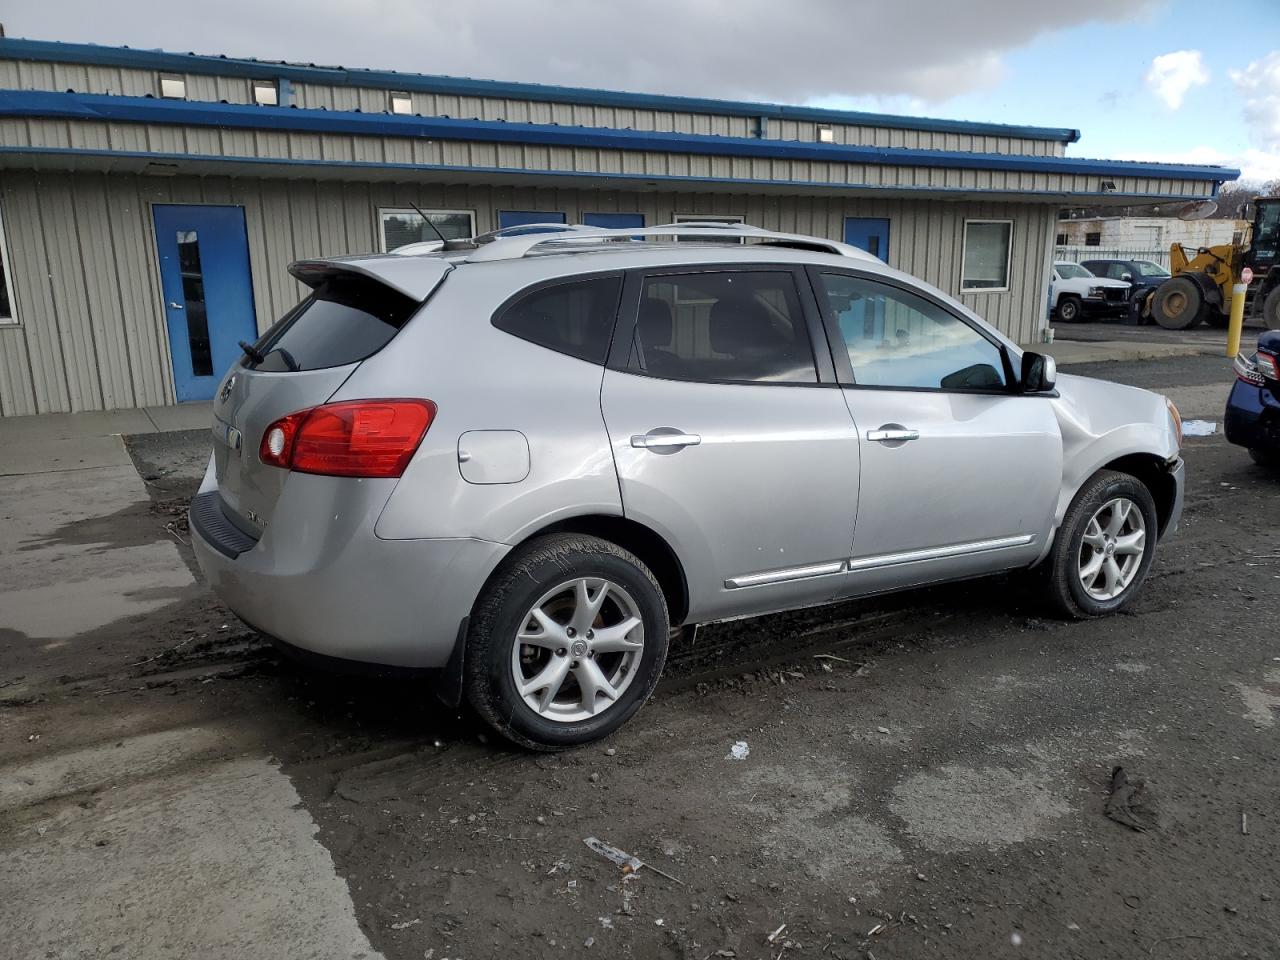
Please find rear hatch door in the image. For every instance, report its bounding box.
[211,257,451,536]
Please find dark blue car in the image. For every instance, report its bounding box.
[1226,329,1280,466]
[1081,258,1172,298]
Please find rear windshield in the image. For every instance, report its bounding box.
[245,274,420,372]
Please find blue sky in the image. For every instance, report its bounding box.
[9,0,1280,184]
[811,0,1280,183]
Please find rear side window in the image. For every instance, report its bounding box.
[493,275,622,364]
[248,274,420,372]
[630,270,817,384]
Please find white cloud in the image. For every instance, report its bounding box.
[1230,51,1280,152]
[1144,50,1210,109]
[5,0,1160,106]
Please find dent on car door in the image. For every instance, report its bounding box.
[599,266,860,623]
[810,269,1062,595]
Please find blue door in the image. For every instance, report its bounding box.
[583,212,644,229]
[843,217,890,262]
[498,210,567,233]
[842,218,891,341]
[154,204,257,402]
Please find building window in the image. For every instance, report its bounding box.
[390,92,413,115]
[672,213,745,242]
[159,74,186,99]
[960,219,1013,292]
[1085,232,1101,247]
[0,204,16,325]
[817,125,835,143]
[378,208,475,251]
[1055,233,1068,246]
[252,79,279,106]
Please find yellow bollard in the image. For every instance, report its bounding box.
[1226,282,1248,358]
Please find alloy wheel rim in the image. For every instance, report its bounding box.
[1078,497,1146,601]
[510,577,644,723]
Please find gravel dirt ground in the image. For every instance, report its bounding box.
[4,354,1279,960]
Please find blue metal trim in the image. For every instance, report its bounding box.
[0,145,1225,202]
[0,90,1239,182]
[0,36,1081,143]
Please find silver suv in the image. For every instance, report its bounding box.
[190,223,1185,749]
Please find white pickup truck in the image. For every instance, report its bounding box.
[1050,261,1131,322]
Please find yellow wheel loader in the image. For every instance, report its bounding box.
[1147,196,1280,331]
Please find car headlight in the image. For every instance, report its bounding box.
[1165,397,1182,449]
[1088,286,1103,298]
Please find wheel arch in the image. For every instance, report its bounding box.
[497,514,690,626]
[1099,452,1179,538]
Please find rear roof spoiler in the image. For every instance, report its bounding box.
[289,255,453,302]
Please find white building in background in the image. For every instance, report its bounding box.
[1056,216,1246,262]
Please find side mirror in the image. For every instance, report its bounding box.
[1121,273,1133,282]
[1020,351,1057,393]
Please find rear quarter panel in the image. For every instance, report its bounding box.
[338,259,624,544]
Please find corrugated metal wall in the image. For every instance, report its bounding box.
[0,170,1053,416]
[2,118,1206,200]
[0,58,1065,156]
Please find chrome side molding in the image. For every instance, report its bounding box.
[724,560,846,589]
[847,535,1034,572]
[724,535,1035,589]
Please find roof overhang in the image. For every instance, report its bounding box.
[0,148,1223,206]
[0,90,1237,184]
[0,35,1081,144]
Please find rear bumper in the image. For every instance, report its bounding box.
[190,481,506,668]
[1224,379,1280,451]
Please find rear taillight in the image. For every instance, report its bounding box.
[1235,353,1266,386]
[259,399,436,478]
[1256,350,1280,381]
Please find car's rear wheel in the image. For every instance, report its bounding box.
[1249,447,1280,468]
[1056,296,1082,322]
[1041,470,1159,618]
[465,534,669,750]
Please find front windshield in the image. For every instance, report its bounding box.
[1056,262,1092,279]
[1133,261,1170,277]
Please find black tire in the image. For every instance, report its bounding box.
[1056,296,1082,322]
[1249,447,1280,468]
[1151,277,1204,330]
[1263,287,1280,331]
[1040,470,1159,619]
[465,534,669,750]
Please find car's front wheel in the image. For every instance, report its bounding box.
[465,534,669,750]
[1041,470,1159,618]
[1056,296,1082,322]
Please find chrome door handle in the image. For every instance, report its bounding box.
[866,428,920,442]
[168,301,184,309]
[631,433,701,449]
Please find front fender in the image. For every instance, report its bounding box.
[1049,373,1179,528]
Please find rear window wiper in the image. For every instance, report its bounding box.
[239,340,266,364]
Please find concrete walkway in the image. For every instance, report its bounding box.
[0,402,211,475]
[1041,337,1222,366]
[0,398,385,960]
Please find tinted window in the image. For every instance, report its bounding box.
[631,271,817,384]
[494,275,622,364]
[818,273,1007,391]
[247,274,420,372]
[1134,261,1170,277]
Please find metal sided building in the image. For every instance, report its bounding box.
[0,37,1237,416]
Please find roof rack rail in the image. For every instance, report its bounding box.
[463,223,875,263]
